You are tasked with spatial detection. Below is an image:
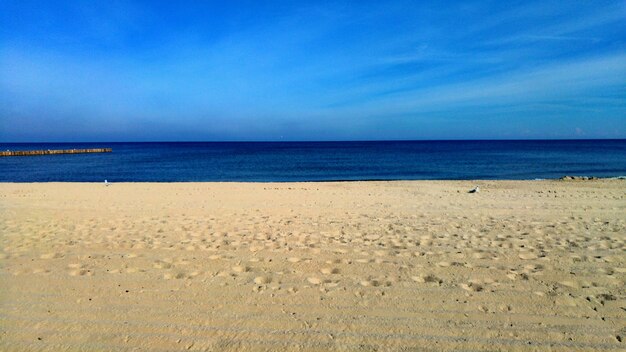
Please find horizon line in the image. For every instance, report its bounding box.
[2,138,626,144]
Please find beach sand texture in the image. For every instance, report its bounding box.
[1,180,625,351]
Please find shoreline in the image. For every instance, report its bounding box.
[1,175,625,184]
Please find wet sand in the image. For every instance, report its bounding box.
[1,180,625,351]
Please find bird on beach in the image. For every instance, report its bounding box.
[468,186,480,193]
[104,180,109,186]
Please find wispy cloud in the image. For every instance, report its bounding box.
[322,53,626,113]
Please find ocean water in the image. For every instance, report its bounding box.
[1,140,625,182]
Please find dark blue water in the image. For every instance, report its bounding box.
[1,140,625,182]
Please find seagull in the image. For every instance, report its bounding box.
[104,180,109,187]
[468,186,480,193]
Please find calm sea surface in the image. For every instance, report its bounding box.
[1,140,625,182]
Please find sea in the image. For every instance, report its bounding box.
[1,140,625,182]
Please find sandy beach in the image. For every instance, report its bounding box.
[0,180,624,351]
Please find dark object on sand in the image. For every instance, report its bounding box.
[560,176,598,181]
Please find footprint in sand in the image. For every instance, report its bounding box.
[524,264,544,272]
[558,280,578,289]
[153,261,173,269]
[411,274,442,284]
[40,252,63,259]
[164,271,197,280]
[477,305,491,313]
[499,304,512,312]
[320,267,340,275]
[460,282,484,292]
[360,279,380,287]
[187,271,200,279]
[249,245,264,253]
[518,252,538,260]
[175,272,190,279]
[67,262,93,276]
[254,276,272,285]
[69,269,93,277]
[471,252,490,259]
[232,265,250,273]
[307,277,322,285]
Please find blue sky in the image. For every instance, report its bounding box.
[1,0,625,141]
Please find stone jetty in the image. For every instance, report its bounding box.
[0,148,112,157]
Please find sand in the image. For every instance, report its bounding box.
[0,180,624,351]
